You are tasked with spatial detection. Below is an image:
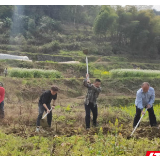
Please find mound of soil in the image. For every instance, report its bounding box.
[122,122,160,140]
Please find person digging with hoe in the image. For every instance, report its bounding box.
[36,86,59,132]
[133,82,157,128]
[127,82,158,139]
[83,74,101,130]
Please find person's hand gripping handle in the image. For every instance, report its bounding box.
[86,73,90,83]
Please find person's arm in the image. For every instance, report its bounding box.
[83,79,91,88]
[51,94,57,109]
[43,103,50,113]
[0,88,5,103]
[83,74,91,88]
[42,92,50,113]
[51,100,56,109]
[136,91,143,110]
[148,89,155,108]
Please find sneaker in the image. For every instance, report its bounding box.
[86,128,90,131]
[35,127,46,133]
[35,127,40,133]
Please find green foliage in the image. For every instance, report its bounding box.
[8,68,63,78]
[93,69,110,79]
[110,69,160,78]
[59,50,85,57]
[64,105,71,112]
[38,16,62,33]
[2,17,12,28]
[93,6,118,35]
[1,5,160,57]
[0,5,14,19]
[120,104,160,121]
[39,41,61,53]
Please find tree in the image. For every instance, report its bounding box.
[2,17,12,28]
[115,6,137,45]
[83,5,101,25]
[28,18,36,34]
[124,5,153,11]
[0,5,14,19]
[93,5,118,36]
[135,5,153,11]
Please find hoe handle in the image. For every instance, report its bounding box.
[42,108,52,119]
[130,108,147,137]
[86,57,89,80]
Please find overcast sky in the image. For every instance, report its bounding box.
[122,5,160,11]
[153,5,160,11]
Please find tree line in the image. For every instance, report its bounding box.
[0,5,100,43]
[0,5,160,56]
[93,5,160,56]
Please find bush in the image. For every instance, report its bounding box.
[8,68,63,78]
[110,69,160,78]
[39,41,61,53]
[62,42,81,51]
[93,69,110,79]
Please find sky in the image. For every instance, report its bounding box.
[153,5,160,11]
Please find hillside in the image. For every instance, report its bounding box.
[1,5,160,156]
[1,5,160,61]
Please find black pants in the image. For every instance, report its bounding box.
[133,106,157,127]
[0,101,4,119]
[85,102,98,129]
[36,103,52,127]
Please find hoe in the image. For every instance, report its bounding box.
[83,49,89,80]
[127,108,147,139]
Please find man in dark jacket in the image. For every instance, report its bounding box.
[36,86,59,132]
[83,74,101,130]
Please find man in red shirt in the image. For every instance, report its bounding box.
[0,82,5,119]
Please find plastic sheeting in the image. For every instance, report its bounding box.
[0,53,30,61]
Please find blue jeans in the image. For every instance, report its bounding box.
[36,103,52,127]
[0,101,4,119]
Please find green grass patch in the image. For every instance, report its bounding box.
[8,68,63,78]
[110,69,160,78]
[120,104,160,121]
[93,69,110,79]
[59,50,85,57]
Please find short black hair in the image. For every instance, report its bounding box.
[51,86,59,91]
[95,79,101,82]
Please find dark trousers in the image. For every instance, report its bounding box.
[0,101,4,119]
[85,102,98,128]
[133,106,157,127]
[36,103,52,127]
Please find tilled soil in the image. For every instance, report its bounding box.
[2,121,160,141]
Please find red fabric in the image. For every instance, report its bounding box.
[0,87,5,103]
